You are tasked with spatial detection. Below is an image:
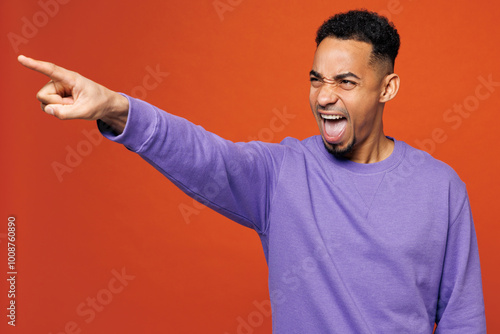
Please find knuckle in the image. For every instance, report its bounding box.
[49,63,57,76]
[55,112,66,120]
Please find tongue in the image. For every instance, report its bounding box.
[324,119,347,142]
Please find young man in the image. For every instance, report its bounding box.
[19,9,486,333]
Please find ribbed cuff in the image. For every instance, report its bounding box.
[97,93,159,153]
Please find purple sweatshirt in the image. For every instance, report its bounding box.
[99,95,486,333]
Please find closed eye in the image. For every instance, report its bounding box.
[339,80,357,90]
[309,71,359,90]
[310,76,322,88]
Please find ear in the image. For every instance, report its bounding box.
[379,73,400,103]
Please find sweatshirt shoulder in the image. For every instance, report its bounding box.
[278,135,322,152]
[399,140,465,187]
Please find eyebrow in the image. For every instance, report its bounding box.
[309,70,361,81]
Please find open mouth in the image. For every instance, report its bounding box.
[320,113,348,144]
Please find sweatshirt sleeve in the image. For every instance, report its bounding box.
[435,190,486,333]
[97,94,285,234]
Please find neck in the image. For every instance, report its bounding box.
[345,132,394,164]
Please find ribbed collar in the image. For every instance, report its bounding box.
[314,135,405,175]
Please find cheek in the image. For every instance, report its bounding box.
[348,102,379,134]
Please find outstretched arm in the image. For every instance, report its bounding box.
[17,55,129,134]
[18,55,285,232]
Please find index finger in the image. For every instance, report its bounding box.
[17,55,72,82]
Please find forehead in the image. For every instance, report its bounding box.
[312,37,373,77]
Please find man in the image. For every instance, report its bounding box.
[19,9,485,333]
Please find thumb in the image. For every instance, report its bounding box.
[45,104,76,120]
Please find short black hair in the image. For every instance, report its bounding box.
[316,9,400,70]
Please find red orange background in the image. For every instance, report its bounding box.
[1,0,499,333]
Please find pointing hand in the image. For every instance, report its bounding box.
[18,55,129,133]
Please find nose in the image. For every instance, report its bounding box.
[316,82,340,108]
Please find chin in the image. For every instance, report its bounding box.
[323,137,356,158]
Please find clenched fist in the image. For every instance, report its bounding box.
[18,55,129,134]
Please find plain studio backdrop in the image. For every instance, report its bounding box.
[1,0,499,333]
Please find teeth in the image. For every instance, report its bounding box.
[321,114,344,120]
